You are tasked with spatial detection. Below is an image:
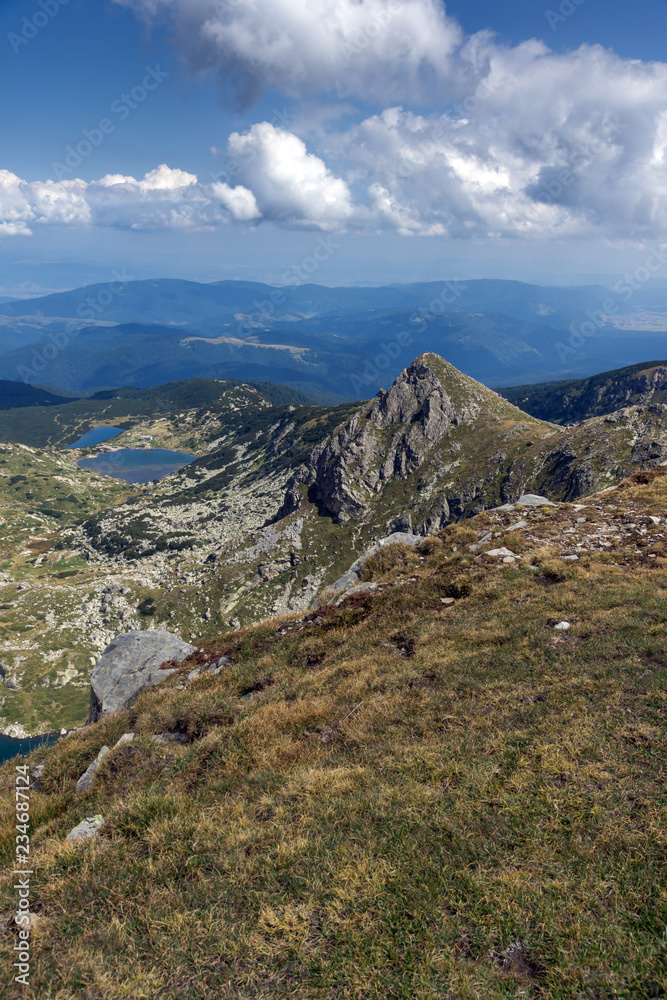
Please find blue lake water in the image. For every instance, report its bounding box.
[78,448,198,484]
[0,732,60,765]
[67,426,124,449]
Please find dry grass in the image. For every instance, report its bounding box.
[1,475,667,998]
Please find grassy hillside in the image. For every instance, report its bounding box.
[0,381,78,411]
[1,469,666,998]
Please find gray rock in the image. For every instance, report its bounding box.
[335,582,379,605]
[287,358,483,523]
[486,547,516,559]
[326,532,422,601]
[506,520,529,531]
[516,494,556,507]
[76,746,111,793]
[210,656,231,676]
[114,733,135,748]
[562,555,579,561]
[66,814,105,843]
[469,531,493,552]
[88,631,196,723]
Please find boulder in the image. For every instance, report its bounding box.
[325,532,423,602]
[75,746,111,794]
[88,631,196,723]
[66,814,105,843]
[516,494,556,507]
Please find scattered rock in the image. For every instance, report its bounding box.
[2,723,29,739]
[326,532,422,601]
[562,555,579,561]
[486,547,516,559]
[506,520,529,531]
[335,582,379,605]
[440,597,456,606]
[75,746,111,793]
[66,814,105,843]
[516,494,556,507]
[88,631,196,723]
[30,764,45,791]
[554,621,571,630]
[114,733,135,748]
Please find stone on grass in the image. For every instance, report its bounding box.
[114,733,135,748]
[66,814,105,843]
[335,582,379,605]
[76,746,111,794]
[554,622,571,630]
[516,494,556,507]
[325,532,422,602]
[88,631,196,723]
[486,547,516,559]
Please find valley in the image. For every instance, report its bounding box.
[3,354,667,736]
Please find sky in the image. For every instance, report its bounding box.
[1,0,666,290]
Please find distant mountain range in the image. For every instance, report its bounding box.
[0,277,665,398]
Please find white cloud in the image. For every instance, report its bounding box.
[3,9,667,243]
[213,124,355,228]
[211,182,260,222]
[113,0,464,109]
[106,0,667,242]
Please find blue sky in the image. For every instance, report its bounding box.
[1,0,666,290]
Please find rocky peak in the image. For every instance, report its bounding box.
[290,354,525,523]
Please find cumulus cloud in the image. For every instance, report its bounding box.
[212,124,355,227]
[3,2,667,243]
[104,0,667,242]
[113,0,465,109]
[0,165,222,236]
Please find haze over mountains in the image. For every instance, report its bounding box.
[1,277,667,401]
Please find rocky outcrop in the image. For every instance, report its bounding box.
[297,357,486,523]
[88,631,196,723]
[76,745,111,793]
[320,532,423,604]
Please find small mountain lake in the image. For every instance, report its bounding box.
[77,448,199,484]
[66,426,124,449]
[0,732,60,765]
